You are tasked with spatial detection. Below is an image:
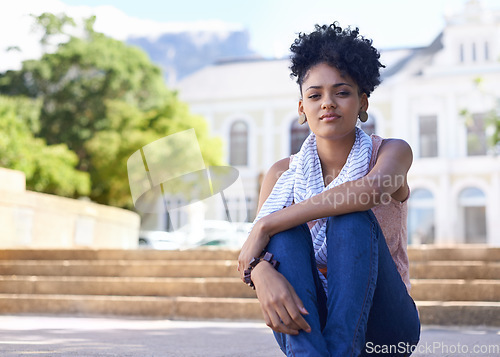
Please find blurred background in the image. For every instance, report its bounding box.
[1,0,500,249]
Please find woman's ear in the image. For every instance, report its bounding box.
[298,100,304,116]
[360,93,369,112]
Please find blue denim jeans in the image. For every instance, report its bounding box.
[267,210,420,357]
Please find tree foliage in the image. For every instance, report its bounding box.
[0,13,223,208]
[1,14,169,167]
[31,12,76,47]
[0,95,90,196]
[85,99,223,208]
[459,76,500,154]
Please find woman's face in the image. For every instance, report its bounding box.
[298,62,368,141]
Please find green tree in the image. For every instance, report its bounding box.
[85,99,223,208]
[0,95,90,196]
[31,12,76,48]
[490,103,500,150]
[0,13,223,208]
[459,77,500,154]
[0,13,169,169]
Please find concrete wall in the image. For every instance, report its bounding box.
[0,168,140,249]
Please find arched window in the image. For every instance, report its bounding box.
[360,113,376,136]
[408,188,435,244]
[229,121,248,166]
[290,119,310,154]
[459,187,487,243]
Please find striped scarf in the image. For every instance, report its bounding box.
[253,127,373,291]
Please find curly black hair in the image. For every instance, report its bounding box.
[290,22,385,97]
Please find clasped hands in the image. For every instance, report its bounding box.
[237,220,311,335]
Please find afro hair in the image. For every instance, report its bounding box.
[290,22,385,97]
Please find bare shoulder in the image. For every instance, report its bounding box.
[266,157,290,182]
[380,138,412,152]
[375,138,413,202]
[378,138,413,167]
[257,158,290,212]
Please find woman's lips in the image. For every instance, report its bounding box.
[320,113,340,121]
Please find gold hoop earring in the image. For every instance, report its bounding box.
[358,111,368,123]
[298,114,307,125]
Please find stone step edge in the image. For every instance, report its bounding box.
[415,301,500,326]
[2,294,499,307]
[1,276,500,284]
[1,246,499,261]
[0,260,237,265]
[0,276,500,301]
[0,276,242,283]
[3,260,499,266]
[0,294,262,320]
[0,294,499,326]
[2,294,499,305]
[0,249,241,261]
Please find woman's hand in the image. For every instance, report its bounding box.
[252,262,311,335]
[237,219,271,281]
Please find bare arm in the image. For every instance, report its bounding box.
[260,139,412,237]
[256,157,290,213]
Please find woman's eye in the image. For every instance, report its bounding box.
[308,94,320,99]
[337,91,350,96]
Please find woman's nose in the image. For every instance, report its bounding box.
[321,95,337,109]
[322,98,336,109]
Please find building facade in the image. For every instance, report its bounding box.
[176,0,500,246]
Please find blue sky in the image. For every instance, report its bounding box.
[2,0,500,71]
[57,0,498,55]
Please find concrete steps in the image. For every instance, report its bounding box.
[0,294,262,319]
[0,276,253,298]
[0,246,499,325]
[410,261,500,280]
[1,276,499,302]
[0,260,238,277]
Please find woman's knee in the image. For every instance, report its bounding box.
[267,223,313,253]
[265,223,317,280]
[326,210,380,241]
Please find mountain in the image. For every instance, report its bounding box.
[127,29,259,85]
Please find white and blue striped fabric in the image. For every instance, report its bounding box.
[253,127,373,291]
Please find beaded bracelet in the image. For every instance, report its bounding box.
[243,251,280,289]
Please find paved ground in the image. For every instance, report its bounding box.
[0,315,498,356]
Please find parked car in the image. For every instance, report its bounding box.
[138,230,186,250]
[196,221,252,248]
[138,220,252,250]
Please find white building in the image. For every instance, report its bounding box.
[177,0,500,246]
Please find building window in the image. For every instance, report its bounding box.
[360,113,376,136]
[223,195,252,222]
[460,43,465,63]
[484,42,489,61]
[472,42,476,62]
[408,188,435,244]
[230,120,248,166]
[290,119,310,154]
[466,113,487,156]
[418,115,438,158]
[459,187,487,243]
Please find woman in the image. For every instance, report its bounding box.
[238,23,421,356]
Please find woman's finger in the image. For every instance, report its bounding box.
[274,304,301,334]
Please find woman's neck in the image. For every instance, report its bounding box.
[316,130,356,186]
